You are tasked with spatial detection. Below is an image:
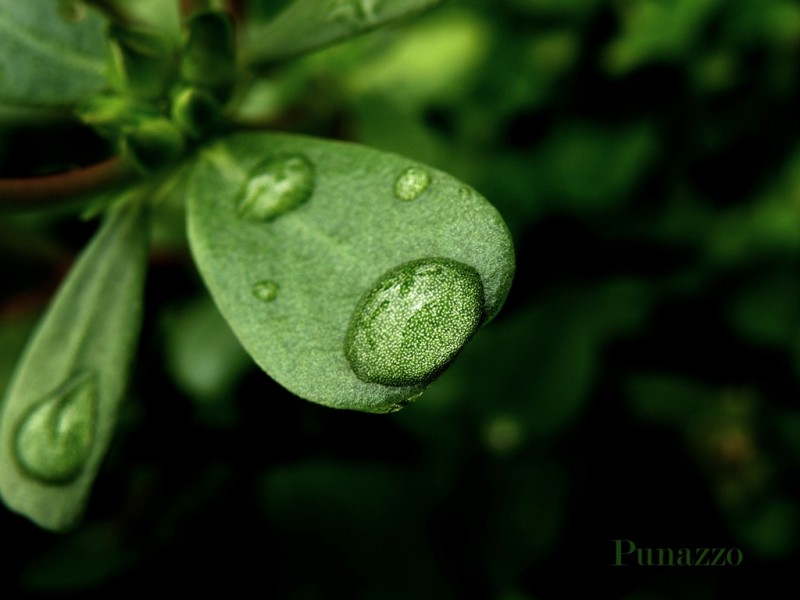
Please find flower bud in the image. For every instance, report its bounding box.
[123,117,186,173]
[170,86,222,140]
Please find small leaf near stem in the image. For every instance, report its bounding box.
[0,198,150,531]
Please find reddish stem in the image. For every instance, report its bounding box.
[0,158,136,209]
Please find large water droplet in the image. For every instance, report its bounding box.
[394,166,431,202]
[14,373,97,485]
[345,258,485,387]
[253,280,279,302]
[238,154,315,221]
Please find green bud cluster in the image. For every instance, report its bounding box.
[180,11,237,102]
[76,10,234,174]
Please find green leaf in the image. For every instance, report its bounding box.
[486,460,566,578]
[180,10,236,99]
[163,295,251,404]
[345,8,491,112]
[0,0,109,107]
[538,121,658,213]
[427,280,651,438]
[626,374,713,424]
[603,0,721,75]
[18,524,138,593]
[726,267,800,347]
[732,498,799,559]
[0,201,149,531]
[0,317,37,399]
[108,24,177,101]
[187,132,514,413]
[776,411,800,465]
[259,461,413,537]
[243,0,444,66]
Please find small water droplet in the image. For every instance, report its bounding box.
[394,166,431,201]
[14,373,97,485]
[238,154,315,221]
[345,258,485,387]
[458,186,473,201]
[253,280,279,302]
[386,391,424,412]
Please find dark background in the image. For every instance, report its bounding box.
[2,0,800,597]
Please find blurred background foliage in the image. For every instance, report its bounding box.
[2,0,800,596]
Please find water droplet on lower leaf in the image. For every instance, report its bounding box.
[345,258,485,387]
[238,154,315,221]
[394,166,432,201]
[253,280,279,302]
[14,373,97,485]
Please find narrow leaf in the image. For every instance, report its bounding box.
[0,0,109,107]
[108,24,177,101]
[187,132,514,413]
[0,202,149,531]
[243,0,444,66]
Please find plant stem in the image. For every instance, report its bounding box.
[0,159,136,210]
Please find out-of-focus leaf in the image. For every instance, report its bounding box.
[163,296,251,405]
[724,0,800,48]
[109,0,181,41]
[626,375,713,424]
[604,0,721,75]
[243,0,445,66]
[537,122,659,213]
[346,9,490,110]
[0,201,148,531]
[0,318,37,400]
[259,459,451,597]
[706,195,800,266]
[352,95,446,167]
[260,461,410,536]
[0,0,109,107]
[486,460,566,579]
[726,268,800,347]
[108,24,177,101]
[732,499,799,559]
[19,525,137,593]
[432,280,651,439]
[774,411,800,464]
